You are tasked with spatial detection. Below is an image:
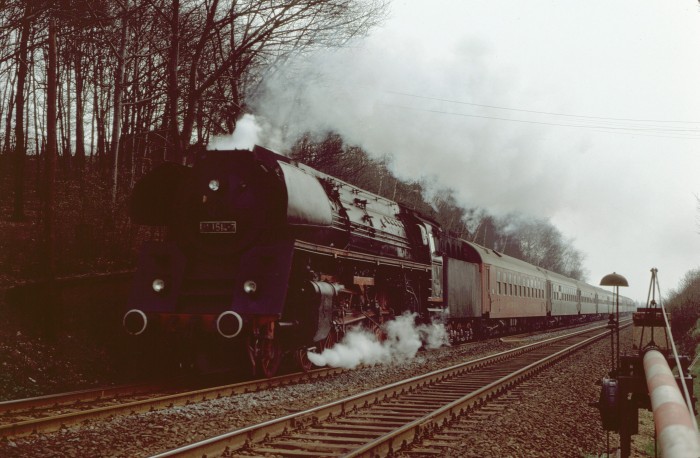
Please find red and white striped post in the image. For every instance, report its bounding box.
[643,349,700,458]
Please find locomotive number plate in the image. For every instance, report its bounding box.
[199,221,237,233]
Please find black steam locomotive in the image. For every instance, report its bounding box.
[124,146,633,376]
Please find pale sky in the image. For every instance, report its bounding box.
[252,0,700,302]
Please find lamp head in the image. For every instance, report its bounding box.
[600,272,629,287]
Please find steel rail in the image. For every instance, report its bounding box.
[0,381,164,415]
[345,330,612,457]
[0,366,344,439]
[150,323,621,457]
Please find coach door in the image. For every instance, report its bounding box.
[545,280,553,315]
[577,289,582,314]
[445,258,481,318]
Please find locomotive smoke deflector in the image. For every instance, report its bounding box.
[278,161,333,226]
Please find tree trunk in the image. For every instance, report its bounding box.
[42,16,58,337]
[110,2,128,204]
[12,3,31,221]
[93,62,106,163]
[74,51,86,168]
[0,66,12,155]
[31,45,42,160]
[3,82,14,156]
[62,57,72,170]
[166,0,181,160]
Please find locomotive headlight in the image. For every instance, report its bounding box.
[208,179,220,191]
[152,278,166,293]
[243,280,257,295]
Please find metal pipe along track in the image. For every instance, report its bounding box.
[643,349,700,458]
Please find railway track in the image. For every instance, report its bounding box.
[149,322,627,457]
[0,367,344,439]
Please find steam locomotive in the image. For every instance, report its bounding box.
[123,145,634,376]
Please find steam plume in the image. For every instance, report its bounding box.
[208,114,262,151]
[307,312,448,369]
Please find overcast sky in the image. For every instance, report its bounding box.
[248,0,700,302]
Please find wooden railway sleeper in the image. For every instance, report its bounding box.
[144,325,618,457]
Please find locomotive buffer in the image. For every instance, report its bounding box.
[592,268,700,457]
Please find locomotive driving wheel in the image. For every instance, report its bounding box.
[294,347,313,372]
[247,322,283,378]
[373,323,386,341]
[247,336,282,378]
[257,338,282,378]
[319,325,339,352]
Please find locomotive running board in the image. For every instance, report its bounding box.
[294,240,431,272]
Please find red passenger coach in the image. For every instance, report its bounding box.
[439,238,626,339]
[440,240,551,337]
[469,242,547,319]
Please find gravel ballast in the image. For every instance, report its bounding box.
[0,324,655,457]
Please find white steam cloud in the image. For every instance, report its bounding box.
[249,29,582,219]
[208,114,262,151]
[307,312,449,369]
[226,1,700,303]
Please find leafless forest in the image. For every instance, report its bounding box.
[0,0,587,286]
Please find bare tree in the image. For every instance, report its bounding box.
[667,268,700,355]
[493,214,586,279]
[110,0,129,202]
[153,0,389,159]
[43,13,57,281]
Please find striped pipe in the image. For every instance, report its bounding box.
[643,349,700,458]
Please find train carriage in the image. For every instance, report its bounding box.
[577,281,599,315]
[546,271,581,317]
[439,238,552,337]
[595,288,614,315]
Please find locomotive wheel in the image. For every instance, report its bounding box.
[319,327,339,352]
[371,321,386,342]
[247,336,283,378]
[256,338,282,378]
[294,347,314,372]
